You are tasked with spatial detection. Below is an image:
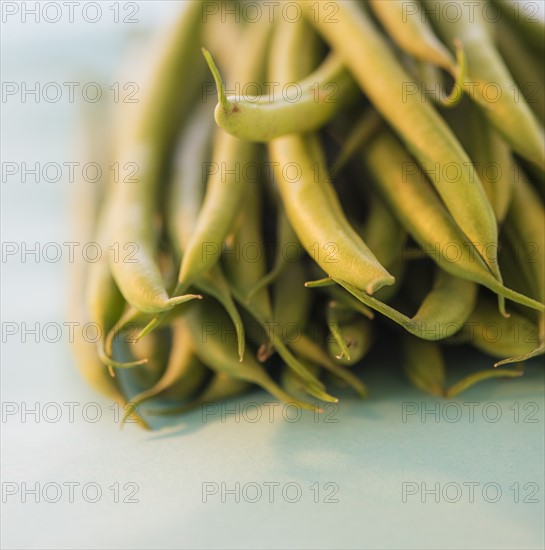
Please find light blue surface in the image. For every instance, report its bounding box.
[1,3,544,549]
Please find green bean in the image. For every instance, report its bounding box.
[272,250,311,338]
[493,0,545,55]
[268,14,396,300]
[273,230,369,394]
[68,168,125,401]
[204,49,359,143]
[422,0,545,170]
[504,164,545,310]
[222,171,335,401]
[184,298,318,412]
[165,101,245,359]
[369,0,466,107]
[150,373,252,418]
[108,1,205,313]
[121,318,208,422]
[360,189,407,270]
[289,334,368,398]
[326,304,373,366]
[281,359,322,405]
[497,18,545,123]
[403,337,445,396]
[445,367,523,398]
[445,98,514,223]
[270,132,394,297]
[70,106,150,414]
[348,268,478,340]
[463,295,540,361]
[247,205,300,301]
[330,109,382,176]
[501,162,545,363]
[173,20,272,298]
[363,129,544,313]
[299,0,500,279]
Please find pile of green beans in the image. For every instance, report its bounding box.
[71,0,545,428]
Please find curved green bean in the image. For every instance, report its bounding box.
[204,48,359,143]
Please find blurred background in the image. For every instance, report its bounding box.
[1,2,544,549]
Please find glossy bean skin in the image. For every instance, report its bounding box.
[299,0,500,278]
[207,51,359,142]
[109,1,206,313]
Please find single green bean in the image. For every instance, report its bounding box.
[403,336,445,396]
[204,49,359,143]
